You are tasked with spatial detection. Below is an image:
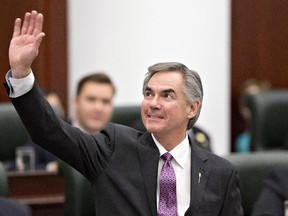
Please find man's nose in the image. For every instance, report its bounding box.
[149,95,161,108]
[93,101,104,110]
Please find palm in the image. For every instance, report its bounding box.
[9,34,39,68]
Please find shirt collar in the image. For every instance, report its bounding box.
[152,134,190,169]
[73,120,91,134]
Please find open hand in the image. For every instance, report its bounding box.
[9,10,45,78]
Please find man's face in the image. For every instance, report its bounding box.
[75,81,114,134]
[141,71,197,140]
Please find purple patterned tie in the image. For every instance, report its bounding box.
[158,152,177,216]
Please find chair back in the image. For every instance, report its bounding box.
[0,103,29,168]
[247,90,288,151]
[58,161,95,216]
[225,151,288,216]
[111,105,145,131]
[0,162,8,197]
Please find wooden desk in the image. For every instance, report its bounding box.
[8,170,65,216]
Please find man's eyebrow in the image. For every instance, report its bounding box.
[144,86,176,94]
[144,86,152,91]
[162,88,176,94]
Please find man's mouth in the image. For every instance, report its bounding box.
[147,113,163,119]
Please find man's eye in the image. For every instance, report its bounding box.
[163,93,170,98]
[144,91,152,97]
[103,100,111,105]
[163,93,173,99]
[87,97,95,102]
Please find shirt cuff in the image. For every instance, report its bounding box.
[5,70,35,98]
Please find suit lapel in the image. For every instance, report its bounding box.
[137,132,159,216]
[186,143,209,215]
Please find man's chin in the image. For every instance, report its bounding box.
[88,123,103,133]
[145,126,162,134]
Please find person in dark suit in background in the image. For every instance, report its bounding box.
[252,166,288,216]
[0,197,31,216]
[187,126,211,151]
[4,11,243,215]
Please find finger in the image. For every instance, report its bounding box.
[21,12,31,35]
[33,32,46,50]
[27,10,37,35]
[12,18,22,38]
[33,13,44,36]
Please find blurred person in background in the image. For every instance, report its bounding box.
[235,79,271,153]
[71,73,116,134]
[0,197,31,216]
[26,73,116,172]
[252,165,288,216]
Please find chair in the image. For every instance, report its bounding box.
[0,162,8,197]
[58,161,95,216]
[0,103,29,170]
[225,151,288,216]
[247,90,288,151]
[111,105,145,131]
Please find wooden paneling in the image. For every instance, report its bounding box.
[0,0,67,116]
[231,0,288,151]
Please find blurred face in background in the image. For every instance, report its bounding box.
[46,93,65,118]
[75,81,114,134]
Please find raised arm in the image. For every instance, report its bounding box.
[9,10,45,78]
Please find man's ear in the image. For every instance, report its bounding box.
[74,96,80,108]
[187,100,200,119]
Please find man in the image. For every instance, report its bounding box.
[235,79,271,153]
[252,166,288,216]
[72,73,116,134]
[0,197,31,216]
[4,11,243,215]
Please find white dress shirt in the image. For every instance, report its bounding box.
[6,70,34,98]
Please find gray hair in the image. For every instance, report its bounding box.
[142,62,203,129]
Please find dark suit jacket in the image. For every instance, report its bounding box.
[25,138,58,170]
[0,197,31,216]
[9,82,243,216]
[252,166,288,216]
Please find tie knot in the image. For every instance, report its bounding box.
[162,152,173,162]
